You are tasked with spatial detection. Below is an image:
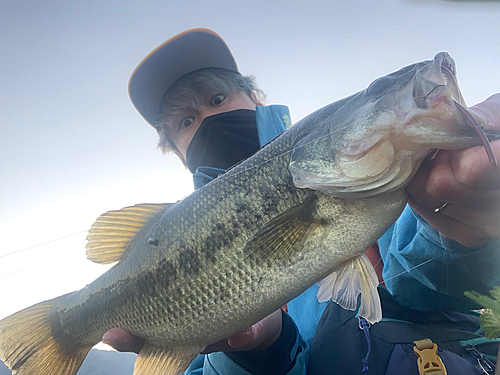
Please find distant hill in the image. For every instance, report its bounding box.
[0,360,8,375]
[0,349,136,375]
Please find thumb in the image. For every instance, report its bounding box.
[227,308,283,351]
[468,94,500,131]
[227,326,256,350]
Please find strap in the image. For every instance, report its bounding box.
[413,338,447,375]
[359,317,372,373]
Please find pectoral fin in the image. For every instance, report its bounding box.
[317,254,382,324]
[86,203,172,264]
[133,342,204,375]
[244,196,321,263]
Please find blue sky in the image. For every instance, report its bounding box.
[1,0,499,321]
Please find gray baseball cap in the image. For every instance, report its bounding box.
[128,28,238,127]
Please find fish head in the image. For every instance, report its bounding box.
[289,52,496,199]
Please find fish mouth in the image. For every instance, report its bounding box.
[412,52,464,110]
[403,53,497,164]
[401,53,465,134]
[289,52,498,200]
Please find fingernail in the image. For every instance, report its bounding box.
[240,327,253,336]
[102,331,118,344]
[227,326,253,349]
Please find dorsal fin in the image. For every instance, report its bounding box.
[85,203,171,264]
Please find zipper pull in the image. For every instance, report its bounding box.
[465,345,495,375]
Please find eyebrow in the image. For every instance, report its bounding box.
[166,102,199,120]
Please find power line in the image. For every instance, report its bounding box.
[0,230,87,259]
[0,241,87,281]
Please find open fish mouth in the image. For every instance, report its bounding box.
[289,52,499,199]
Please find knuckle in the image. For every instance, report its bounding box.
[454,158,480,185]
[426,173,454,201]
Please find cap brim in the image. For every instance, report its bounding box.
[129,28,238,127]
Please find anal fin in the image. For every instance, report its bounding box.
[317,254,382,324]
[133,341,204,375]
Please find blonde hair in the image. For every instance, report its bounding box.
[155,68,265,153]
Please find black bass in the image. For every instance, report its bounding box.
[0,52,495,375]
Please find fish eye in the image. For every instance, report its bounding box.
[367,76,392,95]
[181,117,194,128]
[210,94,225,106]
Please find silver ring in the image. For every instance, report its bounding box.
[434,202,449,213]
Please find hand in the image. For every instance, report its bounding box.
[406,94,500,247]
[101,308,283,354]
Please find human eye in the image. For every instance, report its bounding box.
[180,117,195,128]
[210,94,225,106]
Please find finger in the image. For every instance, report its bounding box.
[407,151,464,207]
[468,94,500,131]
[407,150,500,208]
[411,198,500,239]
[102,328,145,354]
[408,168,500,209]
[449,208,500,240]
[201,328,253,354]
[228,308,282,351]
[450,140,500,188]
[227,326,259,350]
[202,309,283,354]
[408,198,491,247]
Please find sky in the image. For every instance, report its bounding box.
[1,0,500,325]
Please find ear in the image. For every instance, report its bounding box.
[251,91,264,106]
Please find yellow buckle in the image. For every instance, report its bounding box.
[413,339,447,375]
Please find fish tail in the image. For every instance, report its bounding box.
[0,298,92,375]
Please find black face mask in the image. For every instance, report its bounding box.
[186,109,260,174]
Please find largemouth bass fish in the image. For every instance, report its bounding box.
[0,52,496,375]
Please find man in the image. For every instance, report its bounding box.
[104,28,500,374]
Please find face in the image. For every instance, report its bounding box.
[168,90,258,164]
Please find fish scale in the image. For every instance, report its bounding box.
[52,136,303,349]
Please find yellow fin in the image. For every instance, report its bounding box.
[86,203,171,264]
[244,196,321,263]
[133,341,203,375]
[0,298,92,375]
[317,254,382,324]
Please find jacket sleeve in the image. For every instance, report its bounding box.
[378,205,500,311]
[183,311,308,375]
